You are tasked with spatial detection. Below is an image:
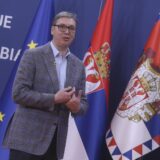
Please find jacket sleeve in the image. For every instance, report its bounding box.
[12,49,55,111]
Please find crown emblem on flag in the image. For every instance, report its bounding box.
[84,41,110,94]
[93,42,110,79]
[117,60,160,122]
[139,63,157,92]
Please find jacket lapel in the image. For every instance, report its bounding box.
[41,43,75,91]
[41,43,59,92]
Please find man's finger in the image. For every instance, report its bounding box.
[64,86,72,92]
[68,90,75,96]
[78,90,82,99]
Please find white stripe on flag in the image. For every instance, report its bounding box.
[63,113,89,160]
[111,113,151,154]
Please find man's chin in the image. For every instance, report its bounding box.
[63,41,72,47]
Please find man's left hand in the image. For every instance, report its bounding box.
[65,89,82,113]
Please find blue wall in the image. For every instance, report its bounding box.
[0,0,160,159]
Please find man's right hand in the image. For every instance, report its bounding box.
[54,86,75,104]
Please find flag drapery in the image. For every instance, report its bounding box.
[0,1,54,159]
[63,0,113,159]
[106,14,160,160]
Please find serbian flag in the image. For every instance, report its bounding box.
[63,0,113,159]
[106,14,160,160]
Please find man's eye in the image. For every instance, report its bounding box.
[69,26,75,30]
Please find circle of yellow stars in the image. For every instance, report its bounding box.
[0,112,5,122]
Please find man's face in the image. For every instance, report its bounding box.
[51,17,76,49]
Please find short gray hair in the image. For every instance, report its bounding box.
[52,11,77,25]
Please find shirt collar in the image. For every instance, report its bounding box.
[50,41,70,58]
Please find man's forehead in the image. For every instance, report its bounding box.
[56,17,76,25]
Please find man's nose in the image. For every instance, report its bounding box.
[64,28,70,33]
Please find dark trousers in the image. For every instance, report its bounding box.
[9,130,57,160]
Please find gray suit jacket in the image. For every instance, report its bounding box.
[3,43,88,159]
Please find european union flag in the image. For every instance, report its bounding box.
[0,1,55,159]
[25,0,54,49]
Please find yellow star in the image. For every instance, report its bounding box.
[27,40,38,49]
[0,112,5,122]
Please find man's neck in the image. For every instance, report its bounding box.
[52,40,68,55]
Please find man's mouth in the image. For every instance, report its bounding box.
[63,36,70,41]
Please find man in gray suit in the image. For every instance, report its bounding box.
[3,11,88,160]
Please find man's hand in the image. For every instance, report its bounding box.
[65,90,82,113]
[54,86,75,104]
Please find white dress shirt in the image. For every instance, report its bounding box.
[50,41,70,89]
